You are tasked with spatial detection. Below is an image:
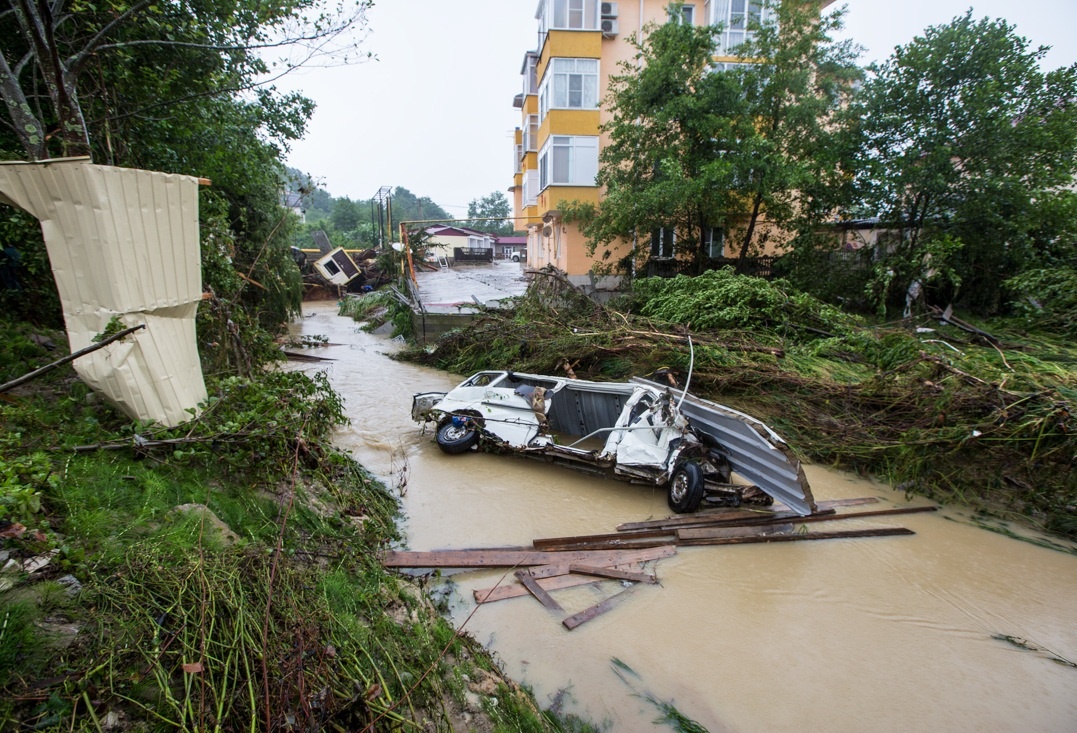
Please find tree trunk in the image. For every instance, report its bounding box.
[0,53,47,159]
[736,191,765,272]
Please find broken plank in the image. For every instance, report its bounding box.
[616,508,836,534]
[381,545,676,569]
[675,505,936,539]
[678,527,915,546]
[524,564,570,579]
[515,569,565,612]
[614,498,881,532]
[473,565,643,604]
[534,527,675,548]
[562,584,641,631]
[676,523,794,541]
[567,564,657,584]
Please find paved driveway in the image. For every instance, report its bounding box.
[414,261,529,314]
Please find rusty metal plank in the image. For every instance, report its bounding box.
[562,584,641,631]
[381,545,676,568]
[567,564,657,584]
[515,569,565,612]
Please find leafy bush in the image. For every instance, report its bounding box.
[631,268,858,338]
[1005,267,1077,337]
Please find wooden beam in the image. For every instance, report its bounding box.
[515,569,565,612]
[380,545,676,568]
[616,508,836,533]
[523,564,570,579]
[475,573,605,604]
[674,506,936,540]
[614,497,880,532]
[562,584,641,631]
[567,564,657,584]
[677,527,915,547]
[532,532,675,552]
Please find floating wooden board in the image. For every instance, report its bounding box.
[677,527,915,546]
[675,505,936,539]
[567,564,657,584]
[473,568,635,604]
[515,569,565,612]
[615,497,880,532]
[381,544,676,568]
[523,564,570,579]
[681,523,795,540]
[563,584,641,631]
[532,533,676,552]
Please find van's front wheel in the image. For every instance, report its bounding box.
[667,462,704,513]
[436,419,478,454]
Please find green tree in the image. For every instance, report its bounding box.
[389,186,451,228]
[0,0,371,160]
[564,8,744,274]
[848,11,1077,312]
[331,197,362,232]
[466,191,513,235]
[564,1,859,275]
[724,0,861,263]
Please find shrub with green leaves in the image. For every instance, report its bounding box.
[1005,267,1077,337]
[631,268,858,338]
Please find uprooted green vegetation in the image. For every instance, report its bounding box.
[398,268,1076,541]
[0,319,591,730]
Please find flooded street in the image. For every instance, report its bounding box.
[292,301,1077,732]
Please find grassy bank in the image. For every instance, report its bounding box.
[395,269,1076,542]
[0,319,591,730]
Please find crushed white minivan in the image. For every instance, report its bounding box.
[412,370,816,515]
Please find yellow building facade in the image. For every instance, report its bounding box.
[511,0,830,289]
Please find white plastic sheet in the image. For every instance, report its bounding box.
[0,159,207,426]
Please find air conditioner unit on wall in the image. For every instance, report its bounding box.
[542,224,553,238]
[601,19,618,35]
[601,2,618,18]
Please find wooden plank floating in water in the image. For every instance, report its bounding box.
[674,505,936,539]
[515,569,565,612]
[677,527,915,546]
[524,564,570,579]
[563,584,641,631]
[381,544,676,568]
[532,532,676,552]
[614,497,881,532]
[567,563,658,584]
[473,564,645,604]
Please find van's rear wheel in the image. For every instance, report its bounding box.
[436,419,478,454]
[667,462,704,513]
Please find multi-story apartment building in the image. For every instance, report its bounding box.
[510,0,829,289]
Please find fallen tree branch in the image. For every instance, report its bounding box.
[0,324,146,394]
[68,433,251,453]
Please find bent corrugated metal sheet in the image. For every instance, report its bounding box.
[0,158,207,426]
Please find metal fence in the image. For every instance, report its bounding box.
[454,247,494,263]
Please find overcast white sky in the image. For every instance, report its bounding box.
[277,1,1077,213]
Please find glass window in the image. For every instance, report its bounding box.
[525,115,539,152]
[705,227,725,258]
[539,0,600,32]
[711,0,766,55]
[539,58,599,119]
[651,228,676,258]
[669,4,695,25]
[538,136,599,188]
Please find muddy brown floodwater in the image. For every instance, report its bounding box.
[290,302,1077,732]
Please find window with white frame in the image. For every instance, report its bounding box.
[523,170,539,206]
[525,115,539,152]
[539,58,599,119]
[710,0,767,55]
[523,53,539,96]
[538,136,598,189]
[651,227,676,258]
[515,142,523,173]
[704,226,725,258]
[537,0,600,36]
[668,4,695,25]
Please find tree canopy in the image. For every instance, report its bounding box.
[846,11,1077,311]
[466,191,513,235]
[564,0,859,274]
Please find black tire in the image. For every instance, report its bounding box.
[436,419,478,455]
[667,462,704,513]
